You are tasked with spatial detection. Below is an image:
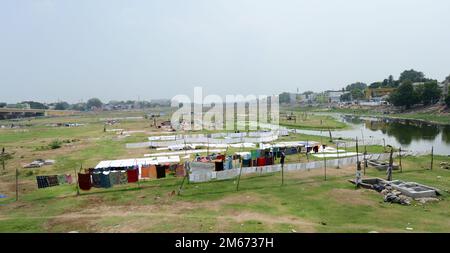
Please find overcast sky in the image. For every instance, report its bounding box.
[1,0,450,103]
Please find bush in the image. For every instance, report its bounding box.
[49,139,62,149]
[446,95,450,107]
[24,170,34,177]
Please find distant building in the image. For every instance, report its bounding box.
[440,80,449,99]
[364,87,396,100]
[298,93,317,103]
[325,90,346,103]
[287,93,296,105]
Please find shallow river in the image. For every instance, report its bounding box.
[293,113,450,156]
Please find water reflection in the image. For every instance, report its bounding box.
[442,125,450,144]
[342,116,443,145]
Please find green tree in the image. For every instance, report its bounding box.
[340,93,351,101]
[71,103,87,111]
[0,102,6,108]
[399,69,426,83]
[420,81,441,105]
[86,98,103,110]
[369,82,382,89]
[345,82,367,91]
[54,101,70,110]
[21,101,48,109]
[445,94,450,107]
[279,92,291,104]
[388,75,394,86]
[388,81,420,108]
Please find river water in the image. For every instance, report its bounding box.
[293,114,450,156]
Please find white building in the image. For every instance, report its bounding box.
[325,90,347,103]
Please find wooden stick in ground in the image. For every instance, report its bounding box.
[355,136,362,189]
[336,142,340,169]
[177,164,189,196]
[399,147,403,173]
[74,167,80,196]
[1,147,5,171]
[363,145,367,175]
[430,146,434,171]
[15,168,18,201]
[323,153,327,181]
[236,159,243,191]
[356,137,360,165]
[387,148,393,181]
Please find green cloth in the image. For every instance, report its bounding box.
[57,175,66,184]
[119,171,128,184]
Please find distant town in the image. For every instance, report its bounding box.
[1,69,449,121]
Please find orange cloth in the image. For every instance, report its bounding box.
[149,165,157,178]
[141,166,151,178]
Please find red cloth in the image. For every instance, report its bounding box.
[257,157,266,166]
[78,173,92,191]
[127,169,139,183]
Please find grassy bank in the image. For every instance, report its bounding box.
[1,110,449,232]
[0,154,448,232]
[279,110,348,130]
[314,107,450,125]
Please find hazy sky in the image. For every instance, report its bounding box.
[1,0,450,103]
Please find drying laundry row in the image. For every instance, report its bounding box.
[76,164,187,191]
[36,174,73,189]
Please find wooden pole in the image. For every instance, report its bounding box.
[336,142,340,169]
[306,139,309,162]
[363,145,367,175]
[15,168,18,201]
[387,148,393,181]
[74,167,80,196]
[383,138,386,152]
[355,137,361,189]
[430,146,434,171]
[323,153,327,181]
[356,137,359,165]
[236,159,243,191]
[177,165,188,196]
[1,147,5,171]
[399,147,402,173]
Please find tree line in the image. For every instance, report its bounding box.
[0,98,171,111]
[341,69,450,108]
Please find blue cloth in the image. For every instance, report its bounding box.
[100,172,112,188]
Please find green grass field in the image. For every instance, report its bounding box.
[1,110,449,232]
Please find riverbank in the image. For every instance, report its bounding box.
[1,153,448,232]
[310,107,450,126]
[279,109,348,130]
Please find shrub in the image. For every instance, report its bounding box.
[49,139,62,149]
